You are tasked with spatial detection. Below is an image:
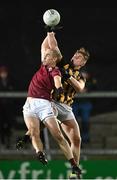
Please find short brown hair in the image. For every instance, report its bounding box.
[77,47,90,61]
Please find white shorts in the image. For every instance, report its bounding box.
[53,101,76,122]
[23,97,58,122]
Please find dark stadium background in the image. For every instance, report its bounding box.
[0,5,117,114]
[1,5,117,179]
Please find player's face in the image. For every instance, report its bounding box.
[43,49,54,64]
[43,53,57,67]
[71,52,86,67]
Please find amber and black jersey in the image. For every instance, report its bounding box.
[52,63,86,106]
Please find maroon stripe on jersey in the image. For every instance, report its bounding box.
[28,65,61,100]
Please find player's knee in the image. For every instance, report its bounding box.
[30,127,39,137]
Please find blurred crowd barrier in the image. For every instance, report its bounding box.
[0,91,117,153]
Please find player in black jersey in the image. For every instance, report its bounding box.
[52,47,90,179]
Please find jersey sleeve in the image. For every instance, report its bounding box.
[51,67,62,77]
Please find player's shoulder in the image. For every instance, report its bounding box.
[54,66,59,70]
[52,66,61,73]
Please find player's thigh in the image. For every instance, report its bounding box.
[44,117,62,138]
[61,119,81,138]
[24,116,40,134]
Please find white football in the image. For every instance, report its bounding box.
[43,9,60,27]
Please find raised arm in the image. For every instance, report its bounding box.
[62,68,86,92]
[68,77,85,92]
[41,32,62,62]
[47,32,62,61]
[41,34,49,62]
[47,32,58,49]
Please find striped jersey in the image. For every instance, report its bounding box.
[52,64,85,106]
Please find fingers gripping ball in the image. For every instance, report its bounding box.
[43,9,60,27]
